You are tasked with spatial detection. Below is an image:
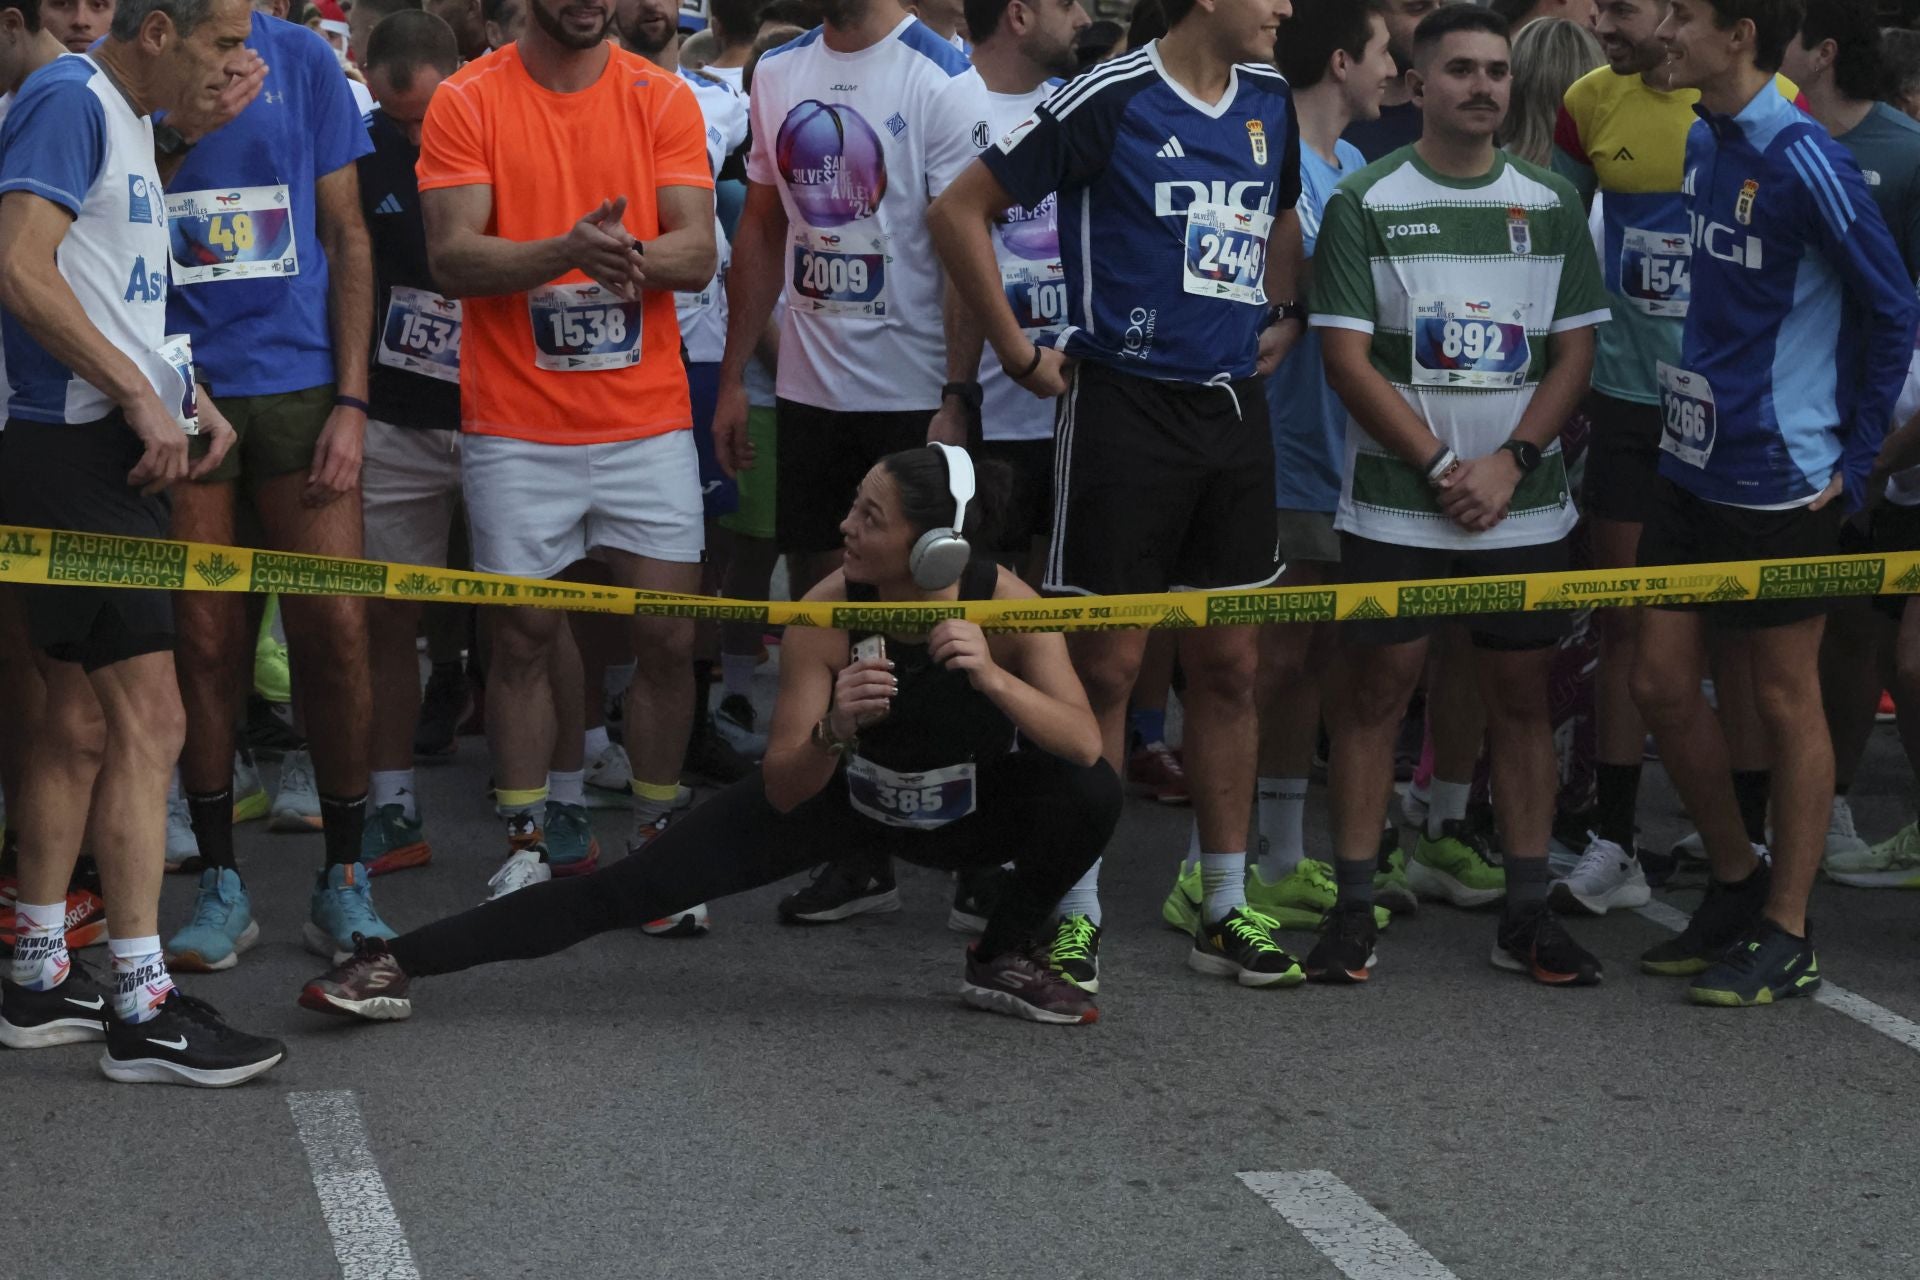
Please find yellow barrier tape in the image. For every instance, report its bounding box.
[0,524,1914,631]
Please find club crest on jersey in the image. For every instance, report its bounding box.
[1246,120,1267,166]
[1736,179,1759,225]
[1506,206,1531,256]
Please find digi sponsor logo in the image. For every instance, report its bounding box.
[1690,213,1763,269]
[1153,180,1272,218]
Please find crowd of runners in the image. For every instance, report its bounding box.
[2,0,1920,1088]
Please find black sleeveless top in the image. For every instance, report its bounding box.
[844,557,1017,772]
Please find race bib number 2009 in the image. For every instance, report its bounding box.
[1411,298,1532,388]
[791,227,890,316]
[165,184,299,284]
[527,283,642,372]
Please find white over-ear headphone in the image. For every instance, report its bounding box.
[909,442,975,590]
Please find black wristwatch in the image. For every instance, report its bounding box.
[1263,300,1307,330]
[1497,439,1543,475]
[941,381,983,415]
[154,123,195,158]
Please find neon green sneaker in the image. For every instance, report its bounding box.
[253,594,291,704]
[1823,821,1920,888]
[232,751,269,825]
[1244,860,1391,933]
[1374,849,1418,915]
[1045,913,1101,994]
[1161,862,1201,934]
[1409,821,1506,907]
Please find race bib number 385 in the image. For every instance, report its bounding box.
[846,757,976,830]
[1182,203,1270,304]
[1411,298,1532,388]
[165,184,298,284]
[527,283,642,372]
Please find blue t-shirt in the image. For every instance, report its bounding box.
[163,12,371,397]
[982,42,1302,384]
[1268,137,1362,513]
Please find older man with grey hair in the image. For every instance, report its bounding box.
[0,0,287,1087]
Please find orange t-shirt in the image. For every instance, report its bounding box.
[416,44,714,444]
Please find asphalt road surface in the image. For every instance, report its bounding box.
[10,671,1920,1280]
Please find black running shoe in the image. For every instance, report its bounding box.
[1493,904,1603,986]
[1045,913,1101,993]
[1305,902,1378,984]
[1688,918,1820,1007]
[100,990,285,1088]
[0,960,110,1049]
[683,724,752,784]
[777,855,900,924]
[948,863,1009,934]
[414,663,468,758]
[1641,863,1769,976]
[1188,907,1305,987]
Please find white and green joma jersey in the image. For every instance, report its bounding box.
[1309,147,1610,550]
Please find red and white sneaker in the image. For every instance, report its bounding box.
[960,942,1099,1025]
[0,887,108,951]
[1127,741,1190,805]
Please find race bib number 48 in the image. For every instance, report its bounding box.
[1620,225,1692,318]
[1657,361,1716,469]
[165,185,299,284]
[1411,298,1532,388]
[1182,203,1270,304]
[846,757,977,830]
[378,286,462,384]
[527,283,642,372]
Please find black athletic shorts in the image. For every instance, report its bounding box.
[0,414,175,671]
[1637,475,1842,630]
[1046,361,1278,596]
[978,437,1052,555]
[1846,500,1920,622]
[1337,532,1574,651]
[775,399,935,554]
[1581,389,1663,525]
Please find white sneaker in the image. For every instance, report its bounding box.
[1825,821,1920,888]
[641,903,711,937]
[713,693,768,760]
[486,847,551,901]
[165,784,200,871]
[269,749,323,832]
[584,742,634,809]
[1823,796,1870,865]
[1549,835,1651,916]
[1670,829,1706,862]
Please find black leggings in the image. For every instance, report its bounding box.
[389,752,1121,978]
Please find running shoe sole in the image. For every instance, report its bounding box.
[958,982,1098,1025]
[1405,859,1504,908]
[232,792,270,824]
[297,985,413,1021]
[1374,883,1419,915]
[1305,952,1376,985]
[367,843,433,878]
[269,812,325,834]
[1489,947,1603,986]
[1185,949,1306,988]
[0,1016,107,1049]
[99,1051,284,1088]
[1822,867,1920,889]
[166,921,261,974]
[1548,880,1652,917]
[1687,977,1821,1007]
[548,845,602,879]
[1641,955,1715,977]
[642,907,710,937]
[780,889,901,923]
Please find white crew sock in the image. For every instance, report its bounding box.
[1200,852,1247,923]
[370,769,417,819]
[547,769,586,808]
[1182,820,1201,875]
[1427,778,1471,839]
[1256,777,1308,880]
[109,935,174,1025]
[721,653,758,699]
[9,900,69,991]
[582,724,611,760]
[1053,859,1102,925]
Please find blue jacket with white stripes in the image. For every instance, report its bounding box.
[1661,83,1919,512]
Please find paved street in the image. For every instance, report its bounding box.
[9,670,1920,1280]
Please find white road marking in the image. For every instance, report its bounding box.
[1633,902,1920,1052]
[1237,1170,1459,1280]
[287,1091,422,1280]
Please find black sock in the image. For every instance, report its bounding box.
[1503,854,1551,914]
[1732,769,1770,845]
[1835,779,1851,798]
[0,826,17,877]
[691,660,715,734]
[187,789,237,871]
[1334,857,1374,908]
[320,792,368,868]
[1594,762,1641,851]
